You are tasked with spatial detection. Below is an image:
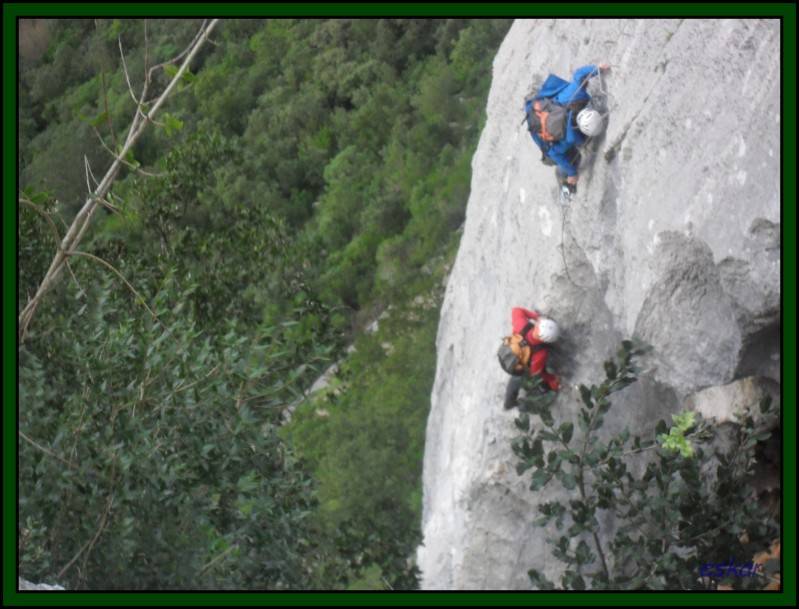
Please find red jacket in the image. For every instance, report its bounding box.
[511,307,560,391]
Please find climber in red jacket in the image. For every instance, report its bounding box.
[511,306,561,391]
[503,307,561,409]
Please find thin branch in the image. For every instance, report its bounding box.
[70,399,90,463]
[143,19,149,77]
[577,395,611,581]
[595,428,706,469]
[98,69,119,152]
[146,19,208,84]
[173,364,221,394]
[137,106,166,128]
[92,125,165,178]
[84,156,98,195]
[118,37,140,106]
[96,196,122,215]
[66,250,161,324]
[65,260,85,295]
[18,430,77,470]
[57,495,114,580]
[199,543,238,576]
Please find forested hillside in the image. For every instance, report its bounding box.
[18,18,511,589]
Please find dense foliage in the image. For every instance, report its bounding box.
[511,342,780,590]
[18,18,511,589]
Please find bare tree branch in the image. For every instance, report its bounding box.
[19,19,219,342]
[118,37,141,106]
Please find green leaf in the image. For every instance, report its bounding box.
[672,410,696,432]
[180,68,196,84]
[604,359,618,380]
[579,384,593,408]
[558,469,577,490]
[655,419,667,435]
[90,111,109,128]
[164,64,179,79]
[530,468,552,491]
[236,470,259,494]
[528,569,555,589]
[163,113,184,137]
[561,570,585,589]
[123,149,140,169]
[516,461,534,476]
[514,413,530,432]
[575,540,594,565]
[539,430,560,442]
[559,422,574,444]
[754,430,772,442]
[759,396,772,413]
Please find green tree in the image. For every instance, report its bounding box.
[512,342,780,590]
[19,262,334,589]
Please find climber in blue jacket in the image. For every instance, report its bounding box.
[526,63,610,189]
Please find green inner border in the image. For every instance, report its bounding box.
[4,3,796,606]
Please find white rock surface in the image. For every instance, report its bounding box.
[687,376,779,424]
[418,18,779,590]
[18,577,65,590]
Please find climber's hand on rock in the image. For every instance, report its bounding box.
[566,175,578,186]
[599,63,610,72]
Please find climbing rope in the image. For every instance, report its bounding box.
[557,192,593,290]
[522,64,615,290]
[555,64,617,291]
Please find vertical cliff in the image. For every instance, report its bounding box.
[417,18,780,590]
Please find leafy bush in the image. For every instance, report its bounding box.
[19,274,326,589]
[513,342,780,590]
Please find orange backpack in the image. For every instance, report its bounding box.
[497,321,546,376]
[525,97,568,143]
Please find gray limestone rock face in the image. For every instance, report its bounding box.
[686,376,780,425]
[417,18,780,590]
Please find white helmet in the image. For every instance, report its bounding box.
[537,318,560,343]
[576,108,604,136]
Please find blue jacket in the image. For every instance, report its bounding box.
[554,64,599,106]
[529,65,600,176]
